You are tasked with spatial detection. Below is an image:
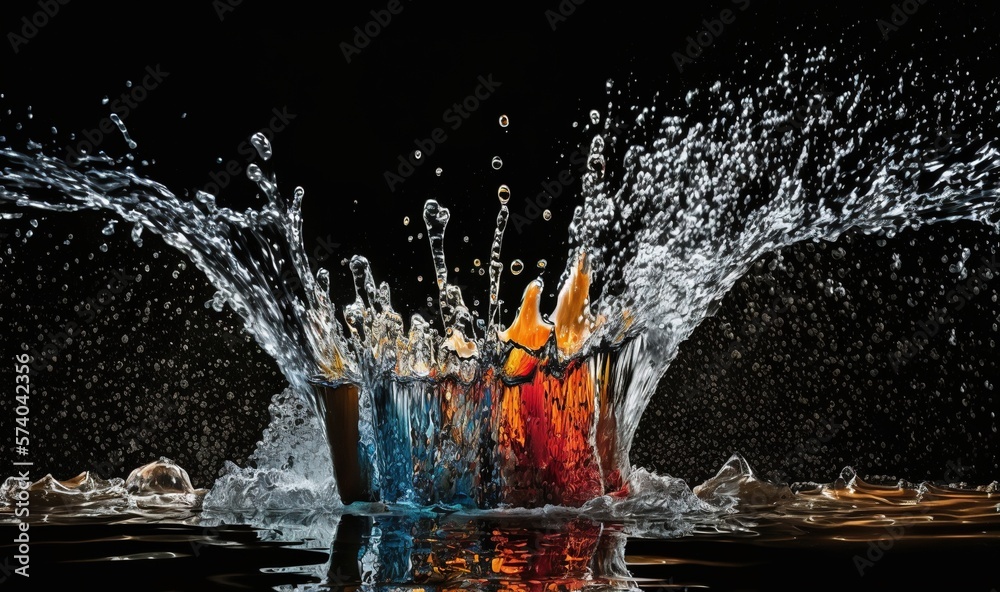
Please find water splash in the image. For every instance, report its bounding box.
[1,48,999,510]
[564,50,1000,482]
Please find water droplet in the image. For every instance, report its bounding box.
[403,216,410,226]
[474,258,481,267]
[414,150,422,160]
[102,221,116,236]
[250,132,272,161]
[417,275,423,282]
[247,164,262,182]
[542,209,552,221]
[497,184,510,204]
[499,114,509,127]
[510,260,524,275]
[101,96,109,105]
[99,244,109,253]
[109,113,137,150]
[590,110,601,124]
[463,236,469,243]
[537,259,547,269]
[491,156,503,170]
[478,268,485,276]
[435,167,443,176]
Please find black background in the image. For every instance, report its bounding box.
[1,0,999,490]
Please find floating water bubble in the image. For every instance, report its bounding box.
[403,216,410,226]
[543,209,552,221]
[435,167,443,176]
[491,156,503,170]
[499,114,509,127]
[510,259,524,275]
[414,150,422,160]
[250,132,273,161]
[474,259,481,267]
[498,184,510,204]
[247,164,262,182]
[589,110,601,124]
[537,259,547,269]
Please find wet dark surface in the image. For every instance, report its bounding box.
[3,504,999,591]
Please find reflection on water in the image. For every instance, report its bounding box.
[3,464,997,590]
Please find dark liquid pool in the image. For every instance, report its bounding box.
[4,482,999,591]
